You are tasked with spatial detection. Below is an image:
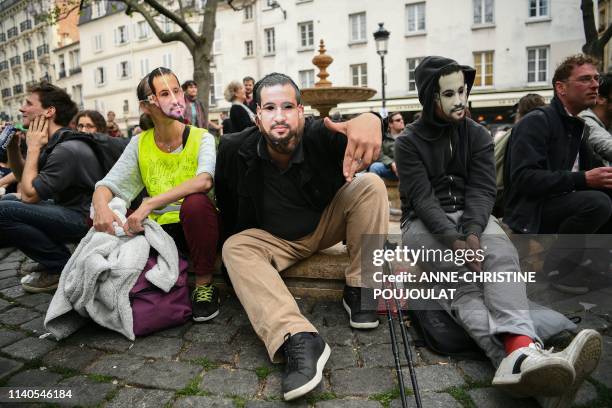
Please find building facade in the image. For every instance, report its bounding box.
[0,0,56,121]
[2,0,593,127]
[211,0,588,124]
[53,2,82,111]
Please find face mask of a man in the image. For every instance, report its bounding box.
[150,70,186,121]
[434,70,467,123]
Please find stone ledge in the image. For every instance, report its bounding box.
[212,242,349,300]
[384,179,401,210]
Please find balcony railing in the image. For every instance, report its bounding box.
[9,56,21,68]
[0,60,8,72]
[58,70,66,79]
[36,44,49,57]
[12,84,23,95]
[26,80,37,89]
[23,50,34,62]
[69,67,82,75]
[1,88,11,98]
[0,33,5,42]
[7,27,18,39]
[20,20,32,32]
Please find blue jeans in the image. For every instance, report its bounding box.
[369,162,398,181]
[0,197,88,274]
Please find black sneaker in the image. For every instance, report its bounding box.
[191,284,220,322]
[342,285,380,329]
[282,332,330,401]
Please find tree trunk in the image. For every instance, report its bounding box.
[193,49,212,124]
[116,0,219,123]
[192,0,218,124]
[581,0,611,69]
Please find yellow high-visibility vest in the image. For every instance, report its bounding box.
[137,126,202,225]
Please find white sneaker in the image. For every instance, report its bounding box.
[493,343,575,397]
[536,330,602,408]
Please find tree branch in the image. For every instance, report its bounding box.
[55,2,81,21]
[582,0,599,44]
[200,0,217,42]
[122,0,196,48]
[600,23,612,47]
[139,0,200,43]
[177,0,186,21]
[227,0,257,11]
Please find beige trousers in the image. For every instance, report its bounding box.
[222,173,389,361]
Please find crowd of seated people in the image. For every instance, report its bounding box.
[0,55,610,406]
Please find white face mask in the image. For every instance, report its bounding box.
[435,71,468,122]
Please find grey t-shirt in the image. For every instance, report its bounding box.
[33,133,105,216]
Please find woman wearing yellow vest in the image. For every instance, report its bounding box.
[92,68,220,321]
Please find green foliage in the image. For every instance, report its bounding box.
[87,373,114,383]
[232,396,247,408]
[255,366,274,380]
[370,387,403,408]
[175,376,210,397]
[192,357,218,371]
[445,386,476,408]
[305,391,336,405]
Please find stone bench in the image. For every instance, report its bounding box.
[383,179,402,222]
[384,179,401,209]
[212,242,349,300]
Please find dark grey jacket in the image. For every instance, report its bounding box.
[504,97,600,233]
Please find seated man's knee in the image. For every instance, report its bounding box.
[580,191,612,222]
[0,199,22,223]
[359,172,387,195]
[221,234,245,265]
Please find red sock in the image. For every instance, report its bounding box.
[503,334,533,355]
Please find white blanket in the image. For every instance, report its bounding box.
[45,198,180,340]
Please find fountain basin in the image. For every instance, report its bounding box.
[301,86,377,117]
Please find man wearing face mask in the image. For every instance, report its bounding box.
[92,68,220,322]
[395,56,600,405]
[216,72,387,401]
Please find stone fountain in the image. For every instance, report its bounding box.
[301,40,377,117]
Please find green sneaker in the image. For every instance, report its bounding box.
[191,284,220,322]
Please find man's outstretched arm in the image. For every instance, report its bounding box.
[324,112,382,182]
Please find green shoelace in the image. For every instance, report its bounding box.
[193,284,214,302]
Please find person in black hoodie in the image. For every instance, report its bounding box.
[395,56,601,405]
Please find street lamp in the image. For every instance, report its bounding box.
[373,22,390,117]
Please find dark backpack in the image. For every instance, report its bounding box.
[408,299,486,360]
[40,130,129,173]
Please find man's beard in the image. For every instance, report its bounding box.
[261,123,303,154]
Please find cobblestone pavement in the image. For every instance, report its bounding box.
[0,248,611,408]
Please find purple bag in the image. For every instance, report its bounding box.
[129,256,192,336]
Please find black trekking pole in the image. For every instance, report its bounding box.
[383,240,423,408]
[384,293,409,407]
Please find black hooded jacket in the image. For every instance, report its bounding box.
[395,56,496,243]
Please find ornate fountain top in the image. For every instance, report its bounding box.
[312,40,333,88]
[301,38,376,117]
